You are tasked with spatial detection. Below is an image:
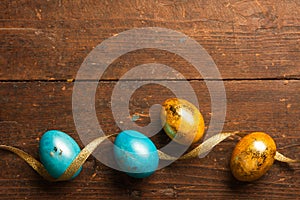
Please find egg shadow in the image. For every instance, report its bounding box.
[227,173,253,190]
[30,176,76,197]
[106,164,151,198]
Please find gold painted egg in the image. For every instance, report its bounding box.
[160,98,205,145]
[230,132,277,182]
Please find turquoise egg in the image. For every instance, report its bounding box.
[39,130,82,179]
[114,130,159,178]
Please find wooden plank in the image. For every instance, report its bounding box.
[0,80,299,199]
[1,0,300,199]
[1,0,300,80]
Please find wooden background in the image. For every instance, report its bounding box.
[1,0,300,199]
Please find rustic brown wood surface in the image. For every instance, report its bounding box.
[1,0,300,199]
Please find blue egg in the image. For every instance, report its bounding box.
[39,130,82,179]
[114,130,159,178]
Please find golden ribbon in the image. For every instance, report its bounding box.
[158,132,236,160]
[0,132,298,181]
[0,134,114,182]
[274,151,300,163]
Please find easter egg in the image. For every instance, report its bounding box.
[160,98,205,145]
[39,130,82,179]
[230,132,276,182]
[114,130,159,178]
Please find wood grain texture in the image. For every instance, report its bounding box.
[0,81,299,199]
[1,0,300,80]
[1,0,300,199]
